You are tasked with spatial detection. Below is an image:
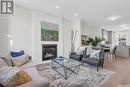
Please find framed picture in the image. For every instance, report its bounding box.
[41,21,59,41]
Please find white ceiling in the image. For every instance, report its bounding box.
[103,24,130,31]
[16,0,130,31]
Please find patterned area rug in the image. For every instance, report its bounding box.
[36,63,114,87]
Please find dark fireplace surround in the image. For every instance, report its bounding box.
[42,44,57,61]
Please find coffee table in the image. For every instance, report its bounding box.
[51,57,81,79]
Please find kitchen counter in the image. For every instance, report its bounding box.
[115,46,130,58]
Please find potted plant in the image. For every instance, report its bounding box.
[89,37,103,47]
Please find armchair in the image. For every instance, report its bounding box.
[70,47,87,61]
[82,48,105,71]
[70,52,83,61]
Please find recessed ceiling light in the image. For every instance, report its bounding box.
[107,16,120,21]
[74,13,78,16]
[56,5,59,9]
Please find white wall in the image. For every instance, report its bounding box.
[32,10,64,64]
[0,19,10,55]
[103,30,108,41]
[0,5,33,56]
[81,20,101,38]
[112,32,117,48]
[81,21,95,37]
[93,27,102,38]
[62,19,72,57]
[9,5,33,55]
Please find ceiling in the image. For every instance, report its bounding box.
[16,0,130,31]
[103,24,130,31]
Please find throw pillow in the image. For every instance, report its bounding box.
[0,66,21,87]
[13,69,32,86]
[76,46,86,55]
[90,50,101,59]
[0,57,8,66]
[0,66,32,87]
[10,50,24,57]
[86,46,92,55]
[2,54,13,66]
[12,54,30,67]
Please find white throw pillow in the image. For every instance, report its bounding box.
[76,46,86,55]
[12,54,30,67]
[90,50,101,59]
[86,46,92,55]
[0,66,20,87]
[0,66,32,87]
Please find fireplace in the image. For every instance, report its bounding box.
[42,44,57,61]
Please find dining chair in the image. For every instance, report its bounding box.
[110,46,117,61]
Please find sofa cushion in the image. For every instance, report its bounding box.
[14,69,32,85]
[70,54,82,61]
[90,50,101,59]
[2,54,13,66]
[86,46,92,55]
[0,57,8,66]
[0,66,20,87]
[16,78,49,87]
[23,67,43,80]
[16,67,49,87]
[82,58,98,66]
[76,46,86,55]
[12,54,30,67]
[0,66,32,87]
[20,60,34,69]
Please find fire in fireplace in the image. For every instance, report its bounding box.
[42,44,57,61]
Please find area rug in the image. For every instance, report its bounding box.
[36,63,114,87]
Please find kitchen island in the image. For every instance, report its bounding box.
[115,46,130,58]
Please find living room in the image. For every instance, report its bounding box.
[0,0,130,87]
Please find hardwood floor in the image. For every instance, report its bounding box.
[102,56,130,87]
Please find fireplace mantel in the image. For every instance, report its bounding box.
[42,44,57,61]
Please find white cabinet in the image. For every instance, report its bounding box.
[126,31,130,46]
[116,46,130,58]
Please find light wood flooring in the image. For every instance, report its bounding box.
[102,56,130,87]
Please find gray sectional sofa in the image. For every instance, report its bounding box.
[0,56,49,87]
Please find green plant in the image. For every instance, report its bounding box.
[89,37,103,46]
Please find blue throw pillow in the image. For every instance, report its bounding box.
[10,50,25,57]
